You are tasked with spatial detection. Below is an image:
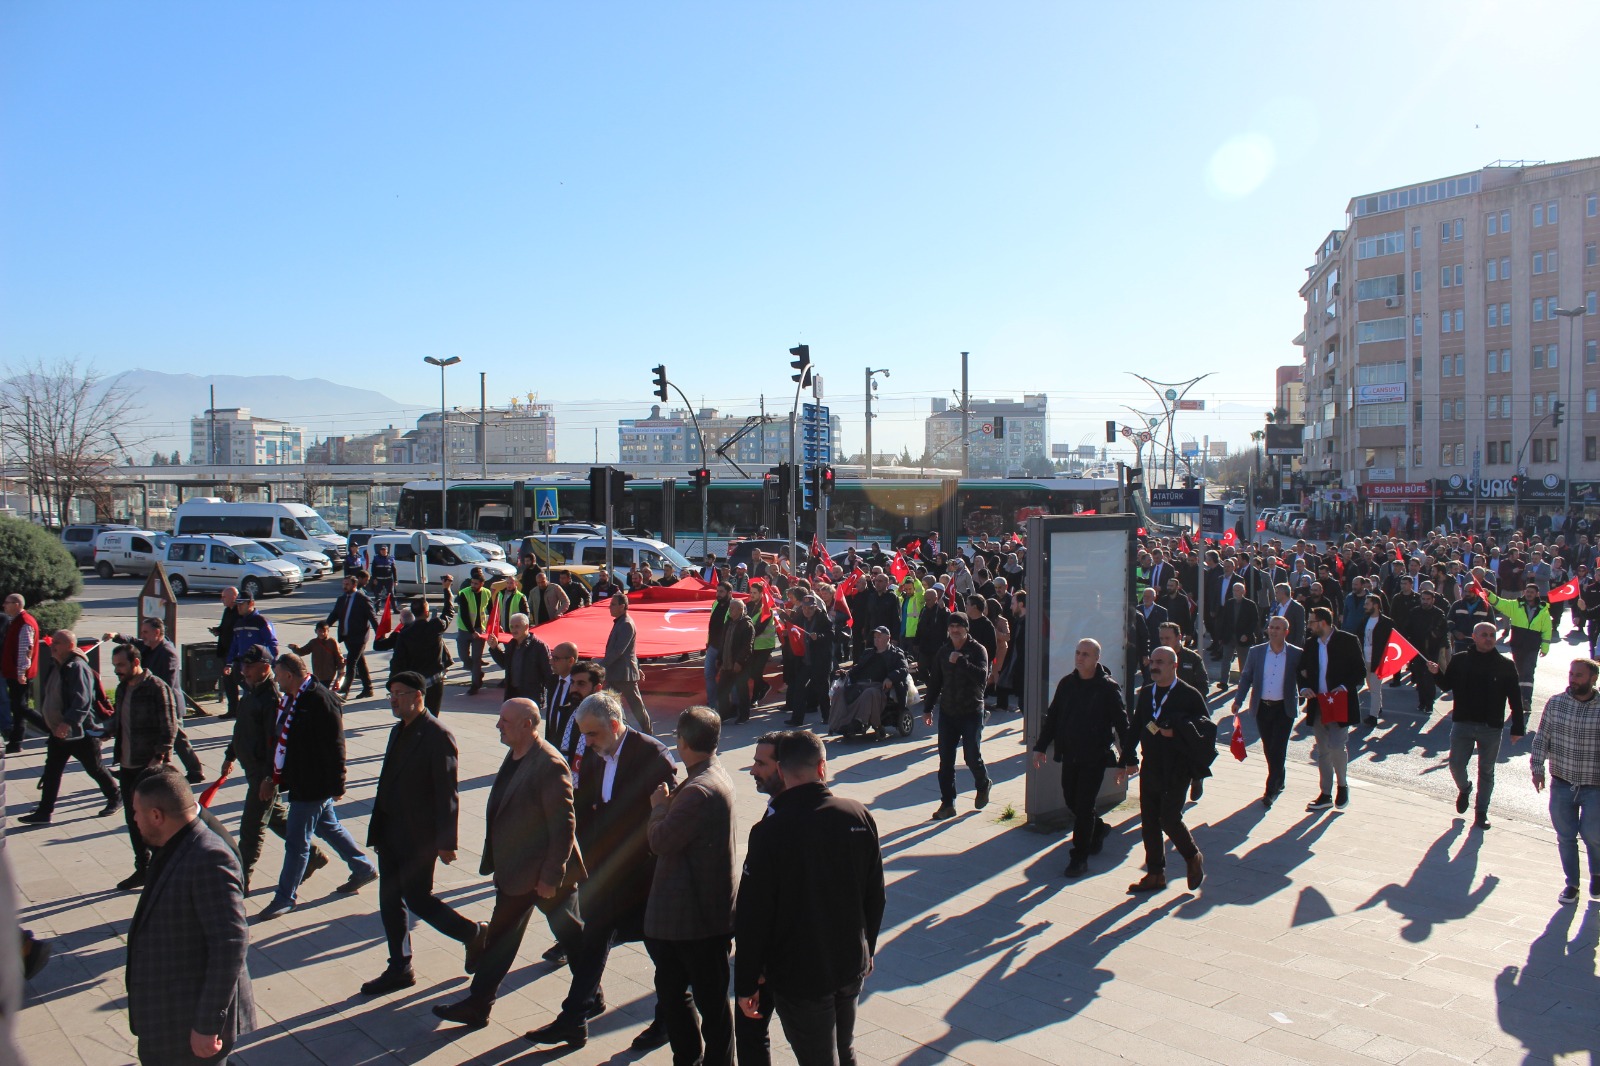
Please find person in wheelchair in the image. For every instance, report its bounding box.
[827,626,913,739]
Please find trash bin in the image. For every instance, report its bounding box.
[182,643,225,702]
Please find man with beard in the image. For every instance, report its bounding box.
[1358,594,1396,727]
[1297,607,1365,812]
[1531,657,1600,904]
[1428,622,1524,829]
[1123,647,1210,894]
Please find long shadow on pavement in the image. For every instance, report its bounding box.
[1494,901,1600,1063]
[1356,821,1497,942]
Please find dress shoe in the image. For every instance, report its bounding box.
[186,768,206,785]
[1064,858,1088,878]
[336,868,378,894]
[930,803,957,821]
[464,921,490,974]
[21,937,51,980]
[584,993,606,1020]
[4,741,20,755]
[116,870,147,892]
[359,689,374,699]
[1473,814,1491,830]
[257,899,295,921]
[1455,786,1472,815]
[467,684,482,696]
[432,999,490,1029]
[1090,821,1110,855]
[301,849,330,885]
[18,811,52,825]
[1189,778,1205,802]
[541,942,566,964]
[525,1018,587,1048]
[1127,873,1167,894]
[1186,850,1206,891]
[98,795,122,818]
[974,784,991,810]
[360,967,416,996]
[1362,715,1378,726]
[630,1019,668,1051]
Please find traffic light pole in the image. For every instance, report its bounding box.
[789,380,803,570]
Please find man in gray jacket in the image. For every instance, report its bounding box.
[603,593,652,733]
[644,706,738,1066]
[20,631,119,825]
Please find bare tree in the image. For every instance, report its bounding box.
[1,358,148,527]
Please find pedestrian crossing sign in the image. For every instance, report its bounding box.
[535,488,558,522]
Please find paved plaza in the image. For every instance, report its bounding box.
[7,579,1600,1065]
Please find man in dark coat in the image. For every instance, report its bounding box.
[373,577,456,715]
[359,671,485,996]
[1402,586,1450,714]
[922,613,991,821]
[1215,583,1261,692]
[126,770,255,1065]
[1031,638,1129,878]
[827,626,911,737]
[1124,647,1210,894]
[325,575,379,699]
[109,641,178,891]
[716,597,756,723]
[489,611,555,703]
[1297,606,1367,812]
[1357,594,1396,726]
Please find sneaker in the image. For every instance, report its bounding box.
[256,899,296,921]
[1334,786,1349,810]
[931,803,957,821]
[974,784,991,811]
[301,849,330,885]
[336,868,379,894]
[17,811,51,825]
[1306,794,1333,812]
[1559,885,1580,905]
[1456,787,1472,814]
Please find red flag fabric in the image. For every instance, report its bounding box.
[889,551,909,582]
[810,535,834,571]
[485,596,505,643]
[906,539,921,559]
[1375,628,1422,679]
[374,594,393,640]
[750,578,774,624]
[837,571,861,599]
[1394,546,1405,563]
[1081,509,1097,515]
[198,764,232,809]
[1334,554,1345,576]
[1136,527,1147,537]
[708,566,719,587]
[1468,579,1490,608]
[945,579,959,611]
[1220,529,1237,548]
[1550,579,1581,603]
[1256,519,1267,533]
[1230,714,1248,762]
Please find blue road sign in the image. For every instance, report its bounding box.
[535,487,559,523]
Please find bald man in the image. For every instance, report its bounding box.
[1032,640,1130,878]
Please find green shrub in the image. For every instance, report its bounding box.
[31,600,83,635]
[0,516,83,633]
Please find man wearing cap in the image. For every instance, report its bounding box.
[374,576,455,714]
[828,626,911,738]
[359,672,486,996]
[223,593,278,687]
[923,612,991,820]
[729,562,751,594]
[455,568,494,695]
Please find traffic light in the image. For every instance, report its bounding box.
[1125,467,1144,492]
[1182,474,1196,489]
[992,416,1005,440]
[769,464,792,501]
[691,467,711,489]
[592,466,632,517]
[1105,420,1117,443]
[789,344,812,386]
[820,465,836,496]
[1552,400,1565,428]
[1511,475,1523,496]
[652,365,669,403]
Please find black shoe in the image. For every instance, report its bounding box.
[433,999,490,1029]
[1473,814,1491,830]
[467,684,482,696]
[931,803,957,821]
[336,868,378,894]
[1261,792,1276,810]
[784,716,803,727]
[1590,875,1599,898]
[526,1019,588,1048]
[4,741,20,755]
[185,768,206,785]
[1306,794,1333,812]
[974,784,991,810]
[1334,786,1349,810]
[541,941,566,964]
[301,849,330,886]
[1090,821,1110,856]
[629,1020,668,1052]
[98,795,121,818]
[18,811,51,825]
[1363,715,1379,726]
[1065,858,1088,878]
[584,993,606,1020]
[464,921,490,974]
[21,937,51,980]
[1455,786,1471,815]
[358,689,374,699]
[360,966,416,996]
[1189,778,1205,802]
[116,870,147,892]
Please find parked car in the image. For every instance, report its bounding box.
[365,532,516,594]
[253,538,332,580]
[539,533,694,581]
[425,529,508,563]
[171,499,347,563]
[92,529,171,579]
[61,523,138,566]
[163,535,303,599]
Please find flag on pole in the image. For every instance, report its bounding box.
[906,539,921,559]
[198,764,233,809]
[1550,579,1581,603]
[1230,714,1248,761]
[1467,579,1490,608]
[810,535,834,571]
[1136,527,1146,537]
[1220,529,1237,548]
[374,594,393,640]
[1375,628,1422,679]
[946,578,959,612]
[889,551,909,582]
[1256,519,1267,533]
[750,579,774,624]
[485,596,504,643]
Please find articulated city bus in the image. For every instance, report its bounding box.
[395,476,1119,556]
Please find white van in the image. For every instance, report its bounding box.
[540,534,694,579]
[164,535,304,599]
[172,500,348,563]
[92,529,171,579]
[366,533,515,594]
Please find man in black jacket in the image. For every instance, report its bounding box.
[326,575,379,700]
[373,576,456,714]
[735,730,883,1066]
[489,612,554,703]
[108,641,179,891]
[923,613,991,821]
[1297,607,1367,813]
[827,626,911,738]
[1125,647,1209,894]
[359,671,485,996]
[1031,639,1129,878]
[1215,583,1261,693]
[1402,586,1449,714]
[258,652,377,920]
[215,586,241,717]
[1428,621,1525,828]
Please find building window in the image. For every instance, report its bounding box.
[1487,213,1498,236]
[1412,226,1422,248]
[1455,219,1464,240]
[1455,264,1464,286]
[1443,314,1453,335]
[1441,221,1453,242]
[1589,388,1598,414]
[1550,344,1560,368]
[1441,356,1453,379]
[1442,444,1454,465]
[1414,315,1424,336]
[1501,303,1510,326]
[1487,305,1498,328]
[1536,394,1547,416]
[1441,402,1454,422]
[1441,266,1453,288]
[1549,439,1559,462]
[1535,345,1545,369]
[1534,203,1545,227]
[1487,259,1499,282]
[1587,243,1597,267]
[1358,318,1408,344]
[1457,309,1466,332]
[1588,437,1597,462]
[1533,252,1544,275]
[1413,270,1423,292]
[1357,231,1405,259]
[1356,361,1407,385]
[1534,299,1545,322]
[1588,339,1597,365]
[1413,356,1422,378]
[1488,350,1500,373]
[1501,350,1512,374]
[1548,251,1558,274]
[1550,391,1560,414]
[1487,441,1499,464]
[1355,402,1406,427]
[1414,401,1424,424]
[1455,354,1465,376]
[1455,443,1466,465]
[1548,200,1559,224]
[1589,292,1599,315]
[1589,194,1598,217]
[1501,256,1510,277]
[1533,439,1545,463]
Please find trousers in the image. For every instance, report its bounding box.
[1138,776,1197,874]
[736,982,775,1066]
[272,797,373,908]
[376,842,477,963]
[1313,721,1349,793]
[1448,721,1503,816]
[644,935,734,1066]
[936,711,989,804]
[1549,776,1600,888]
[456,633,487,688]
[1256,700,1292,798]
[37,734,118,814]
[468,885,603,1022]
[341,636,371,695]
[1059,761,1108,862]
[118,767,152,871]
[774,980,862,1066]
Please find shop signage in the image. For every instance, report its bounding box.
[1442,473,1565,501]
[1362,482,1431,500]
[1356,383,1407,405]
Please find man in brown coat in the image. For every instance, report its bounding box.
[716,598,756,722]
[644,706,738,1066]
[431,698,601,1046]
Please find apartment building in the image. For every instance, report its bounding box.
[925,395,1049,476]
[618,405,842,468]
[1297,157,1600,526]
[189,407,306,466]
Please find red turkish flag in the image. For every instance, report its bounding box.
[485,596,506,643]
[1375,628,1422,679]
[1468,579,1490,608]
[197,764,232,808]
[374,594,394,639]
[1220,529,1237,548]
[1255,519,1267,532]
[889,551,909,582]
[1230,714,1248,762]
[1136,527,1146,537]
[1550,579,1581,603]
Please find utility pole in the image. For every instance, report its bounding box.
[209,384,217,465]
[960,351,970,478]
[479,372,488,480]
[760,394,767,466]
[865,366,890,477]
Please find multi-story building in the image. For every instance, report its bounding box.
[1276,365,1305,425]
[410,402,557,466]
[304,427,405,465]
[1297,157,1600,527]
[189,408,306,466]
[618,405,842,468]
[925,395,1049,476]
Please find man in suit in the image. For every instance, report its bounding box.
[561,691,677,1052]
[373,578,456,715]
[1124,646,1210,894]
[1266,582,1306,648]
[432,698,600,1042]
[1357,594,1396,727]
[602,593,652,733]
[1215,583,1261,693]
[489,612,555,703]
[1231,616,1303,809]
[1136,588,1167,657]
[258,652,377,920]
[325,575,378,700]
[126,770,255,1065]
[1297,606,1366,812]
[1031,638,1129,878]
[359,672,486,996]
[1157,577,1194,642]
[643,706,738,1066]
[546,652,594,770]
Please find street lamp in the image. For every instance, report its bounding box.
[424,356,461,525]
[1554,307,1586,511]
[864,367,890,477]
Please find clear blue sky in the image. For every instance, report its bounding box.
[5,1,1598,463]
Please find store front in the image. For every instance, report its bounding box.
[1361,482,1434,535]
[1440,474,1566,535]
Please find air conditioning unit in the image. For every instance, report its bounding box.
[1385,297,1400,308]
